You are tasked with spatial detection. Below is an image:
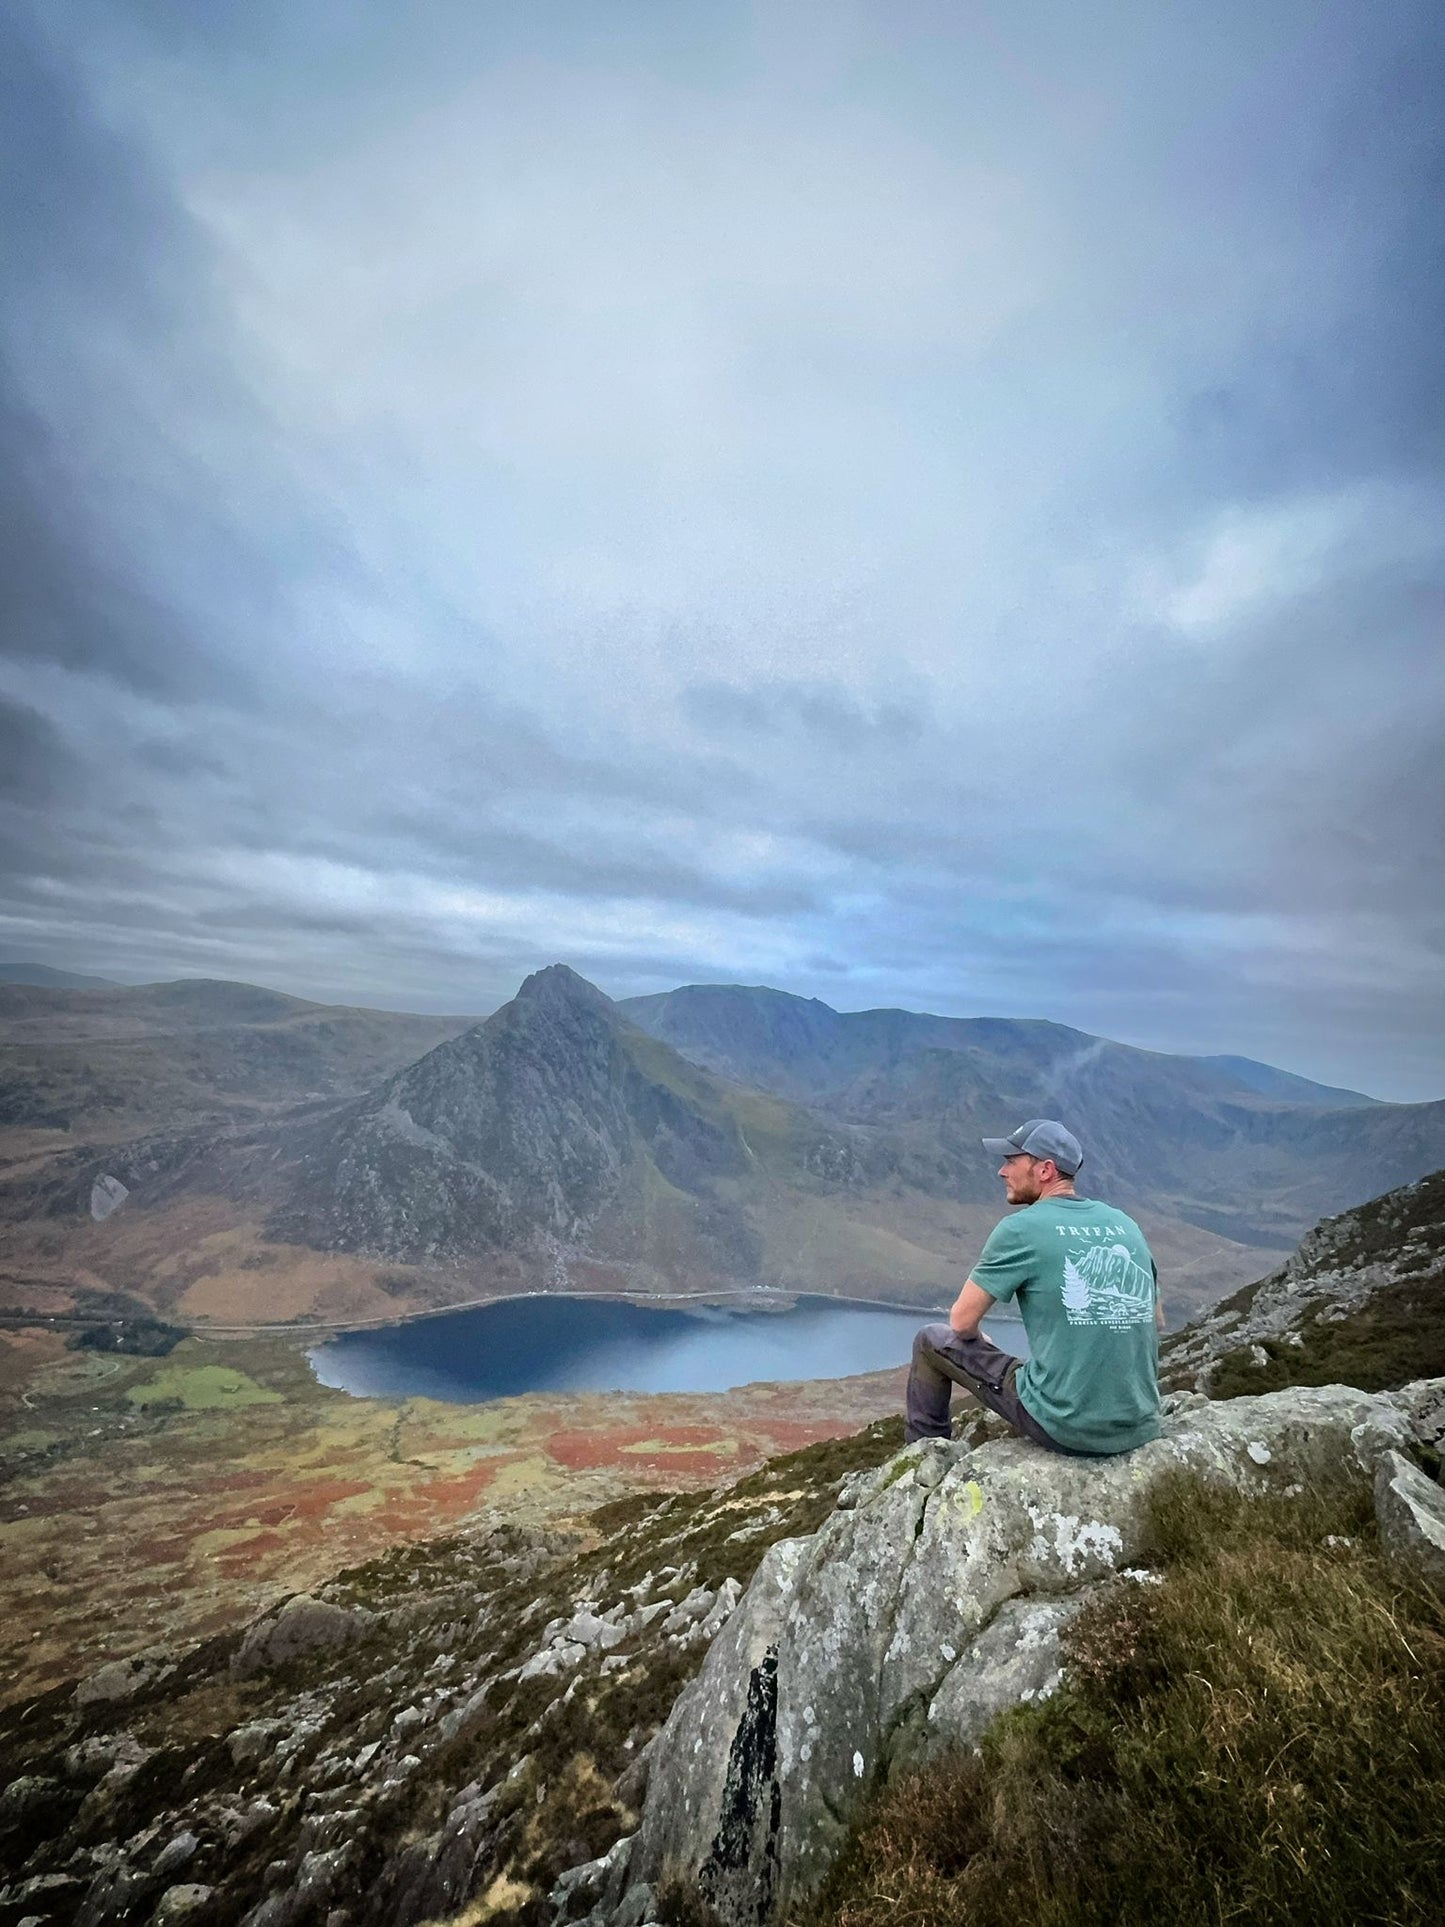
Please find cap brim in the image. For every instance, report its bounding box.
[981,1137,1022,1158]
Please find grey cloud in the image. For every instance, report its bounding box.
[0,695,81,803]
[0,28,245,704]
[1,0,1442,1100]
[0,386,221,699]
[682,679,925,750]
[0,8,338,705]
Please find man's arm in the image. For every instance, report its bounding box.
[949,1278,997,1337]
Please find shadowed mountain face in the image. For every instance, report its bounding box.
[618,984,1378,1112]
[0,959,121,989]
[269,966,766,1271]
[619,984,1444,1247]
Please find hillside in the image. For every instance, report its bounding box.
[620,983,1443,1247]
[0,967,1270,1328]
[0,959,122,989]
[9,968,1444,1333]
[1162,1165,1445,1398]
[5,1411,1440,1927]
[0,978,478,1139]
[3,1167,1442,1927]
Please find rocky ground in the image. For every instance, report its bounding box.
[0,1421,908,1927]
[5,1169,1443,1927]
[594,1376,1445,1927]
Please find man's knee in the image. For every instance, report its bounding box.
[911,1322,952,1367]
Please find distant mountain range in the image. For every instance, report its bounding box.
[3,964,1443,1331]
[621,983,1380,1113]
[618,983,1439,1245]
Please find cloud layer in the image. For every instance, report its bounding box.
[3,0,1443,1097]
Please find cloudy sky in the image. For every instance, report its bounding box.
[2,0,1442,1098]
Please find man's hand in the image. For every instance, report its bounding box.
[949,1278,997,1337]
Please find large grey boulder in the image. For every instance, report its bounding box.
[1374,1449,1445,1585]
[605,1381,1437,1927]
[231,1596,373,1678]
[74,1652,172,1707]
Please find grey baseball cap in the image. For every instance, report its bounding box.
[981,1118,1083,1177]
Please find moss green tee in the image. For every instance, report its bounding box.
[973,1195,1161,1455]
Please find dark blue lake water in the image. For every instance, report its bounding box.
[308,1294,1029,1403]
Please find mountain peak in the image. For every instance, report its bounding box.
[514,963,614,1013]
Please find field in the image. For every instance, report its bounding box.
[0,1318,905,1705]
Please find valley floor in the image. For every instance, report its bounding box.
[0,1323,904,1706]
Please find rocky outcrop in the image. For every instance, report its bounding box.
[573,1380,1444,1927]
[1163,1168,1445,1395]
[231,1595,373,1677]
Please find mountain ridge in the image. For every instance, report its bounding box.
[618,981,1441,1247]
[618,980,1383,1109]
[7,965,1445,1329]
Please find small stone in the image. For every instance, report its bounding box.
[1246,1442,1272,1465]
[614,1881,656,1927]
[153,1831,199,1879]
[153,1885,214,1924]
[561,1610,627,1651]
[229,1720,287,1768]
[90,1174,129,1221]
[232,1597,371,1677]
[74,1654,169,1706]
[0,1775,65,1822]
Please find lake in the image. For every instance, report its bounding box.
[309,1293,1030,1404]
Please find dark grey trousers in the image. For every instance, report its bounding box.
[905,1322,1069,1453]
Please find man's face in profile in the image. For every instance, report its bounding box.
[999,1151,1044,1204]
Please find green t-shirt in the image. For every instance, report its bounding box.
[973,1195,1161,1455]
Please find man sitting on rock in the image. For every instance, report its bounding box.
[905,1119,1163,1456]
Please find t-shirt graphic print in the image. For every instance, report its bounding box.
[1059,1235,1156,1328]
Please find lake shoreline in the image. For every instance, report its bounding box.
[209,1284,1025,1343]
[305,1291,1029,1405]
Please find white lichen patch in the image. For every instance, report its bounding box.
[1014,1610,1058,1653]
[1025,1504,1124,1578]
